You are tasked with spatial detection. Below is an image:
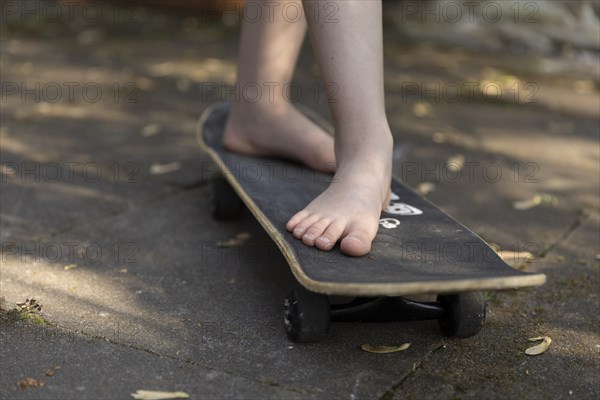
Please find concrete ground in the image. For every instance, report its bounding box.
[1,3,599,400]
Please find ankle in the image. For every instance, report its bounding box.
[231,98,290,121]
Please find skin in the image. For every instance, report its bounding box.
[223,0,393,256]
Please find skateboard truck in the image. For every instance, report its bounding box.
[284,286,486,342]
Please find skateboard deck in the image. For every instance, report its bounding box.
[197,102,546,297]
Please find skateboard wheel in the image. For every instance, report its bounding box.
[437,291,486,338]
[284,287,330,343]
[211,177,243,220]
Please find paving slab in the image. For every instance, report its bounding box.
[0,317,314,400]
[390,213,600,400]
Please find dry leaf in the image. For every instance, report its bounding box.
[16,299,42,313]
[446,154,465,172]
[1,164,15,176]
[63,264,78,270]
[135,76,154,91]
[148,62,175,77]
[131,390,189,400]
[513,195,542,210]
[412,102,431,117]
[488,242,501,252]
[149,162,181,175]
[361,343,411,353]
[142,123,162,137]
[513,194,557,210]
[573,80,595,95]
[17,377,44,390]
[416,182,435,195]
[525,336,552,355]
[217,232,251,248]
[498,251,534,263]
[432,132,447,143]
[236,232,251,241]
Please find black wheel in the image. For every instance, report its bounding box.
[437,291,486,338]
[211,177,243,220]
[284,286,331,342]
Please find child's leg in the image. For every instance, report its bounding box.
[224,0,335,173]
[285,0,393,256]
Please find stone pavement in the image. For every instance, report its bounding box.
[1,3,599,399]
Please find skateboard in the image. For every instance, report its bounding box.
[197,102,546,342]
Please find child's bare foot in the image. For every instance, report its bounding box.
[224,102,336,173]
[286,122,393,256]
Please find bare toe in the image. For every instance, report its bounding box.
[302,219,331,246]
[292,214,320,239]
[286,210,310,232]
[340,228,374,257]
[315,220,346,251]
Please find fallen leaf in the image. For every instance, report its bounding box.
[142,123,162,137]
[16,299,42,313]
[416,182,435,195]
[432,132,447,143]
[573,80,595,95]
[148,62,175,77]
[361,343,411,353]
[236,232,251,241]
[498,251,534,264]
[135,76,154,91]
[149,162,181,175]
[1,164,15,176]
[446,154,465,172]
[130,390,189,400]
[525,336,552,355]
[217,232,251,248]
[513,195,542,210]
[488,242,501,252]
[512,194,557,210]
[17,377,44,390]
[412,102,431,117]
[63,264,78,270]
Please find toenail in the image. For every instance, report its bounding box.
[294,227,305,235]
[304,233,316,241]
[317,237,333,249]
[347,236,363,244]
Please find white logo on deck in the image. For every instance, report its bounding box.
[385,192,423,216]
[379,218,400,229]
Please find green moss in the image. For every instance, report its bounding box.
[0,308,47,326]
[18,311,47,326]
